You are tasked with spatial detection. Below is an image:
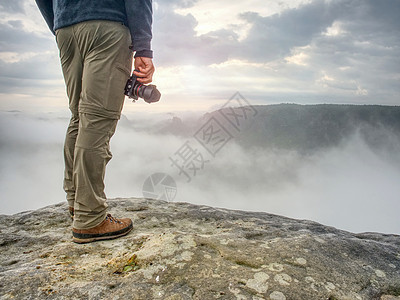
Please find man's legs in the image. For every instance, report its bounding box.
[72,113,117,228]
[56,20,132,230]
[56,26,83,210]
[64,114,79,209]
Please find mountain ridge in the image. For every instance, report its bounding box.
[156,103,400,154]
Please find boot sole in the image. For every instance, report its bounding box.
[72,224,133,244]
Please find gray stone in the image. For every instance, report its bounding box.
[0,198,399,299]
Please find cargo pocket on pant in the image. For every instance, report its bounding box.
[104,62,131,114]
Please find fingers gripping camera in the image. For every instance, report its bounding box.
[124,71,161,103]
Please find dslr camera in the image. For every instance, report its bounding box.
[124,71,161,103]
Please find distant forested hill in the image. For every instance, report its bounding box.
[228,104,400,152]
[159,104,400,153]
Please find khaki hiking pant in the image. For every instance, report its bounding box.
[56,20,132,229]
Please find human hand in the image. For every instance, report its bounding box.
[133,57,155,84]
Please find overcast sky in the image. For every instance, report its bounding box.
[0,0,399,114]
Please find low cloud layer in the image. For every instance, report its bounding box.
[1,110,399,234]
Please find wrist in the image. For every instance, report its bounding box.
[134,49,153,58]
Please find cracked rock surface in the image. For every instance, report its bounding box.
[0,198,399,299]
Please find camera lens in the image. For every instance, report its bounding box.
[138,84,161,103]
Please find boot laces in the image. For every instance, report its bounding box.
[106,214,122,224]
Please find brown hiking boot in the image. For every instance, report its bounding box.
[72,214,133,244]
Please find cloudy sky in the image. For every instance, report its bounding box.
[0,0,399,114]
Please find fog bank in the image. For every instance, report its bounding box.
[0,110,399,234]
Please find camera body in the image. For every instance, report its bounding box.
[124,72,161,103]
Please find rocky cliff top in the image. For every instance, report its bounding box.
[0,198,399,299]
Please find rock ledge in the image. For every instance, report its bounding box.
[0,198,399,299]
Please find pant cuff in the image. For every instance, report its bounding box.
[72,210,107,230]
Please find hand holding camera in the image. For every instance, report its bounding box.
[124,56,161,103]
